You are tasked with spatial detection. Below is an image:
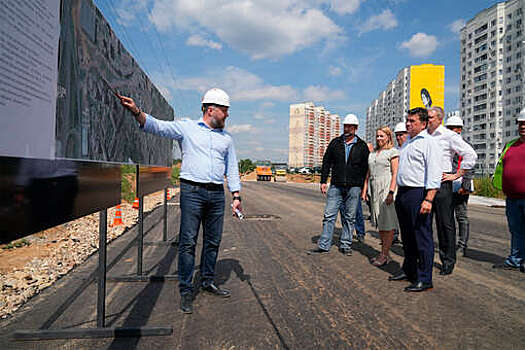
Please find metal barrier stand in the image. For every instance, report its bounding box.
[12,210,173,340]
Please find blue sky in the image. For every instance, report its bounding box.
[94,0,499,162]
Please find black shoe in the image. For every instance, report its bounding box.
[439,265,454,275]
[201,283,231,298]
[520,265,524,273]
[404,281,433,292]
[357,235,365,244]
[340,247,352,256]
[180,293,193,314]
[307,248,329,255]
[388,271,409,281]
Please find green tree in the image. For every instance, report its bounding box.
[238,159,255,174]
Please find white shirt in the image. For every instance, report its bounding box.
[429,125,477,172]
[397,129,442,189]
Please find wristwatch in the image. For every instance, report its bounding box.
[233,196,242,202]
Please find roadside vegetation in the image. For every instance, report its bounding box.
[121,161,181,203]
[473,176,505,199]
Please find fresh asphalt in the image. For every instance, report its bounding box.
[0,181,523,349]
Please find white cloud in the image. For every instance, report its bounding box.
[148,0,345,59]
[329,65,343,76]
[260,102,276,109]
[152,66,345,103]
[154,66,299,102]
[186,34,222,50]
[448,19,466,35]
[321,0,363,15]
[253,112,265,120]
[114,0,149,26]
[359,9,398,35]
[399,33,439,57]
[303,85,346,102]
[227,124,256,134]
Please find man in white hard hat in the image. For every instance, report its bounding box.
[492,109,525,272]
[309,113,369,256]
[118,88,242,313]
[394,121,408,148]
[445,116,473,256]
[427,107,477,276]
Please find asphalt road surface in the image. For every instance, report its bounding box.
[1,182,523,349]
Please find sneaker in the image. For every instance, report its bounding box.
[340,247,352,256]
[307,248,329,255]
[357,235,365,243]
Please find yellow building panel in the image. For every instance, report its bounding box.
[409,64,445,109]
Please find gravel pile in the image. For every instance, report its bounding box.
[0,190,177,319]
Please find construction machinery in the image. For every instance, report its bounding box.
[255,161,272,181]
[274,167,287,182]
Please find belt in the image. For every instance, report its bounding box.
[180,178,224,191]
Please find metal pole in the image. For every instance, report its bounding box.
[137,196,144,275]
[163,187,168,241]
[97,209,107,328]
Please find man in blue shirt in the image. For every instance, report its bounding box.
[118,88,242,314]
[389,107,442,292]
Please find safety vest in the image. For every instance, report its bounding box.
[492,138,519,190]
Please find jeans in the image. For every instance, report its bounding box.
[341,199,365,238]
[178,181,225,295]
[504,198,525,268]
[453,192,470,248]
[319,185,361,251]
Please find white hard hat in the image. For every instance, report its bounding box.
[445,116,464,127]
[343,113,359,126]
[394,122,407,133]
[201,88,230,107]
[518,108,525,121]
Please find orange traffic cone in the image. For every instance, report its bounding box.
[132,197,139,209]
[167,188,172,200]
[110,205,123,227]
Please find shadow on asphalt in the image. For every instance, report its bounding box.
[107,242,178,350]
[309,230,402,275]
[461,247,506,265]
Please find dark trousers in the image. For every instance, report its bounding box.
[395,187,434,284]
[178,181,225,295]
[433,181,456,269]
[453,192,470,248]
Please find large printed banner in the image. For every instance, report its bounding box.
[0,0,61,159]
[0,0,174,166]
[409,64,445,110]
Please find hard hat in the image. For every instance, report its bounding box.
[343,113,359,126]
[394,122,407,133]
[201,88,230,107]
[445,116,464,127]
[518,108,525,121]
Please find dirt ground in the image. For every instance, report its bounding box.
[242,171,321,184]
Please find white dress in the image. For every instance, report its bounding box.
[368,148,400,231]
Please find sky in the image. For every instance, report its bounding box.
[94,0,500,162]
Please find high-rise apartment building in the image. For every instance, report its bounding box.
[288,102,341,168]
[366,64,445,142]
[460,0,523,175]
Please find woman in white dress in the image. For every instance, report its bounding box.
[361,126,400,266]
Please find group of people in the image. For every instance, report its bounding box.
[310,106,482,292]
[116,87,524,313]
